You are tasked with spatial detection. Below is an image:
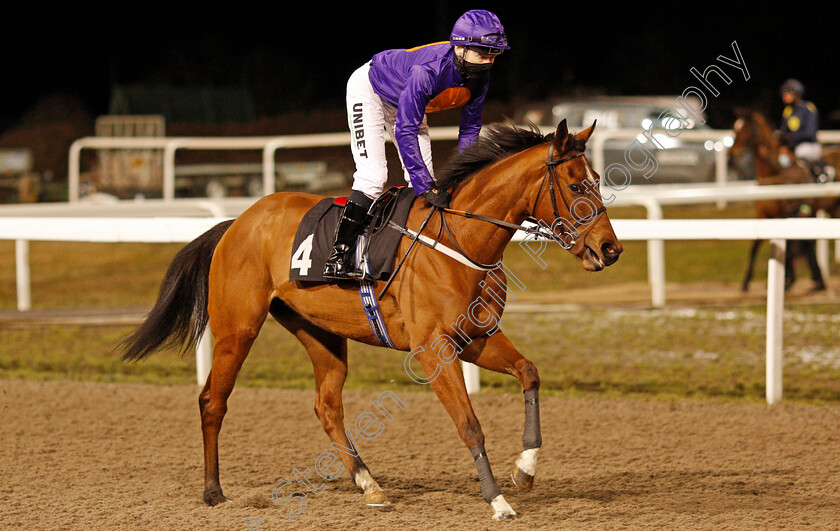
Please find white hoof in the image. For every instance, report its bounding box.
[491,494,518,520]
[515,448,539,476]
[512,448,539,490]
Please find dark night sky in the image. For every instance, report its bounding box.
[2,2,837,132]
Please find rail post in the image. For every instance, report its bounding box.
[642,197,666,307]
[196,327,213,386]
[816,210,830,280]
[162,140,182,201]
[765,239,785,405]
[715,147,728,209]
[15,239,31,311]
[462,361,480,395]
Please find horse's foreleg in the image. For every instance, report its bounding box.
[414,341,517,520]
[274,309,389,507]
[460,332,541,492]
[199,331,257,505]
[742,239,763,292]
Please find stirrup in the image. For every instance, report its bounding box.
[323,248,373,282]
[323,262,372,282]
[323,250,355,280]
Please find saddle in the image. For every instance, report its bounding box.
[289,187,417,283]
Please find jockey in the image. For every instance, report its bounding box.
[323,9,509,280]
[778,79,824,175]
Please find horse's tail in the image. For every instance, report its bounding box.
[119,220,235,362]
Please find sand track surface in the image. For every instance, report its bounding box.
[1,379,838,530]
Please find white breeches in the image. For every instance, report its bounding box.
[795,142,822,162]
[346,61,434,199]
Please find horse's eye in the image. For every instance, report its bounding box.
[570,184,582,194]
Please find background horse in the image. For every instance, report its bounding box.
[729,110,833,292]
[119,120,623,520]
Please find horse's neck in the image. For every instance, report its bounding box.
[446,149,542,265]
[751,120,782,179]
[750,145,780,180]
[754,154,780,181]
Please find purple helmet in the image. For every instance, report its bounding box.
[449,10,509,54]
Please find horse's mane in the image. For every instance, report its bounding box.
[436,121,581,190]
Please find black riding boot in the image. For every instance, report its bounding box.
[323,193,372,280]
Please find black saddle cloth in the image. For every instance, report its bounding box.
[289,187,417,283]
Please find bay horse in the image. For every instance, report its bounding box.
[729,110,835,292]
[119,120,623,520]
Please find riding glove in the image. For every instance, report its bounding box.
[422,187,451,209]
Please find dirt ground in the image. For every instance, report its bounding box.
[2,379,838,530]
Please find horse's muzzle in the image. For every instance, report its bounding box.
[581,240,622,271]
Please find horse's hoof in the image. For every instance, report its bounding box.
[493,511,520,521]
[364,491,391,507]
[511,466,535,490]
[203,488,227,506]
[512,448,539,490]
[491,494,518,520]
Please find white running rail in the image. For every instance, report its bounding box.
[5,216,840,404]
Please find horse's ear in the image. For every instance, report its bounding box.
[574,120,597,144]
[553,119,570,152]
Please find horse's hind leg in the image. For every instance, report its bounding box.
[199,278,270,505]
[801,239,827,290]
[199,330,261,505]
[785,241,797,291]
[460,331,541,492]
[270,301,390,506]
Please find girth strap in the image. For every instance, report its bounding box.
[355,235,396,348]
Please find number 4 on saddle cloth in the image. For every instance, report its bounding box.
[289,187,416,348]
[289,186,416,283]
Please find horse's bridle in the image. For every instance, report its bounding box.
[439,141,607,269]
[529,142,607,239]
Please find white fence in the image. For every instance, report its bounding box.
[612,180,840,307]
[68,126,741,202]
[9,177,840,311]
[4,215,840,404]
[68,127,840,202]
[68,128,461,202]
[65,127,840,203]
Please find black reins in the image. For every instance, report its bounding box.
[377,141,608,298]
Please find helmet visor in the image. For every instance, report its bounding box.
[467,45,504,56]
[452,32,508,51]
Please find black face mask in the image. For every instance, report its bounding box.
[463,61,493,79]
[454,50,493,80]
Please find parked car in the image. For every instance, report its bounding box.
[515,96,736,184]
